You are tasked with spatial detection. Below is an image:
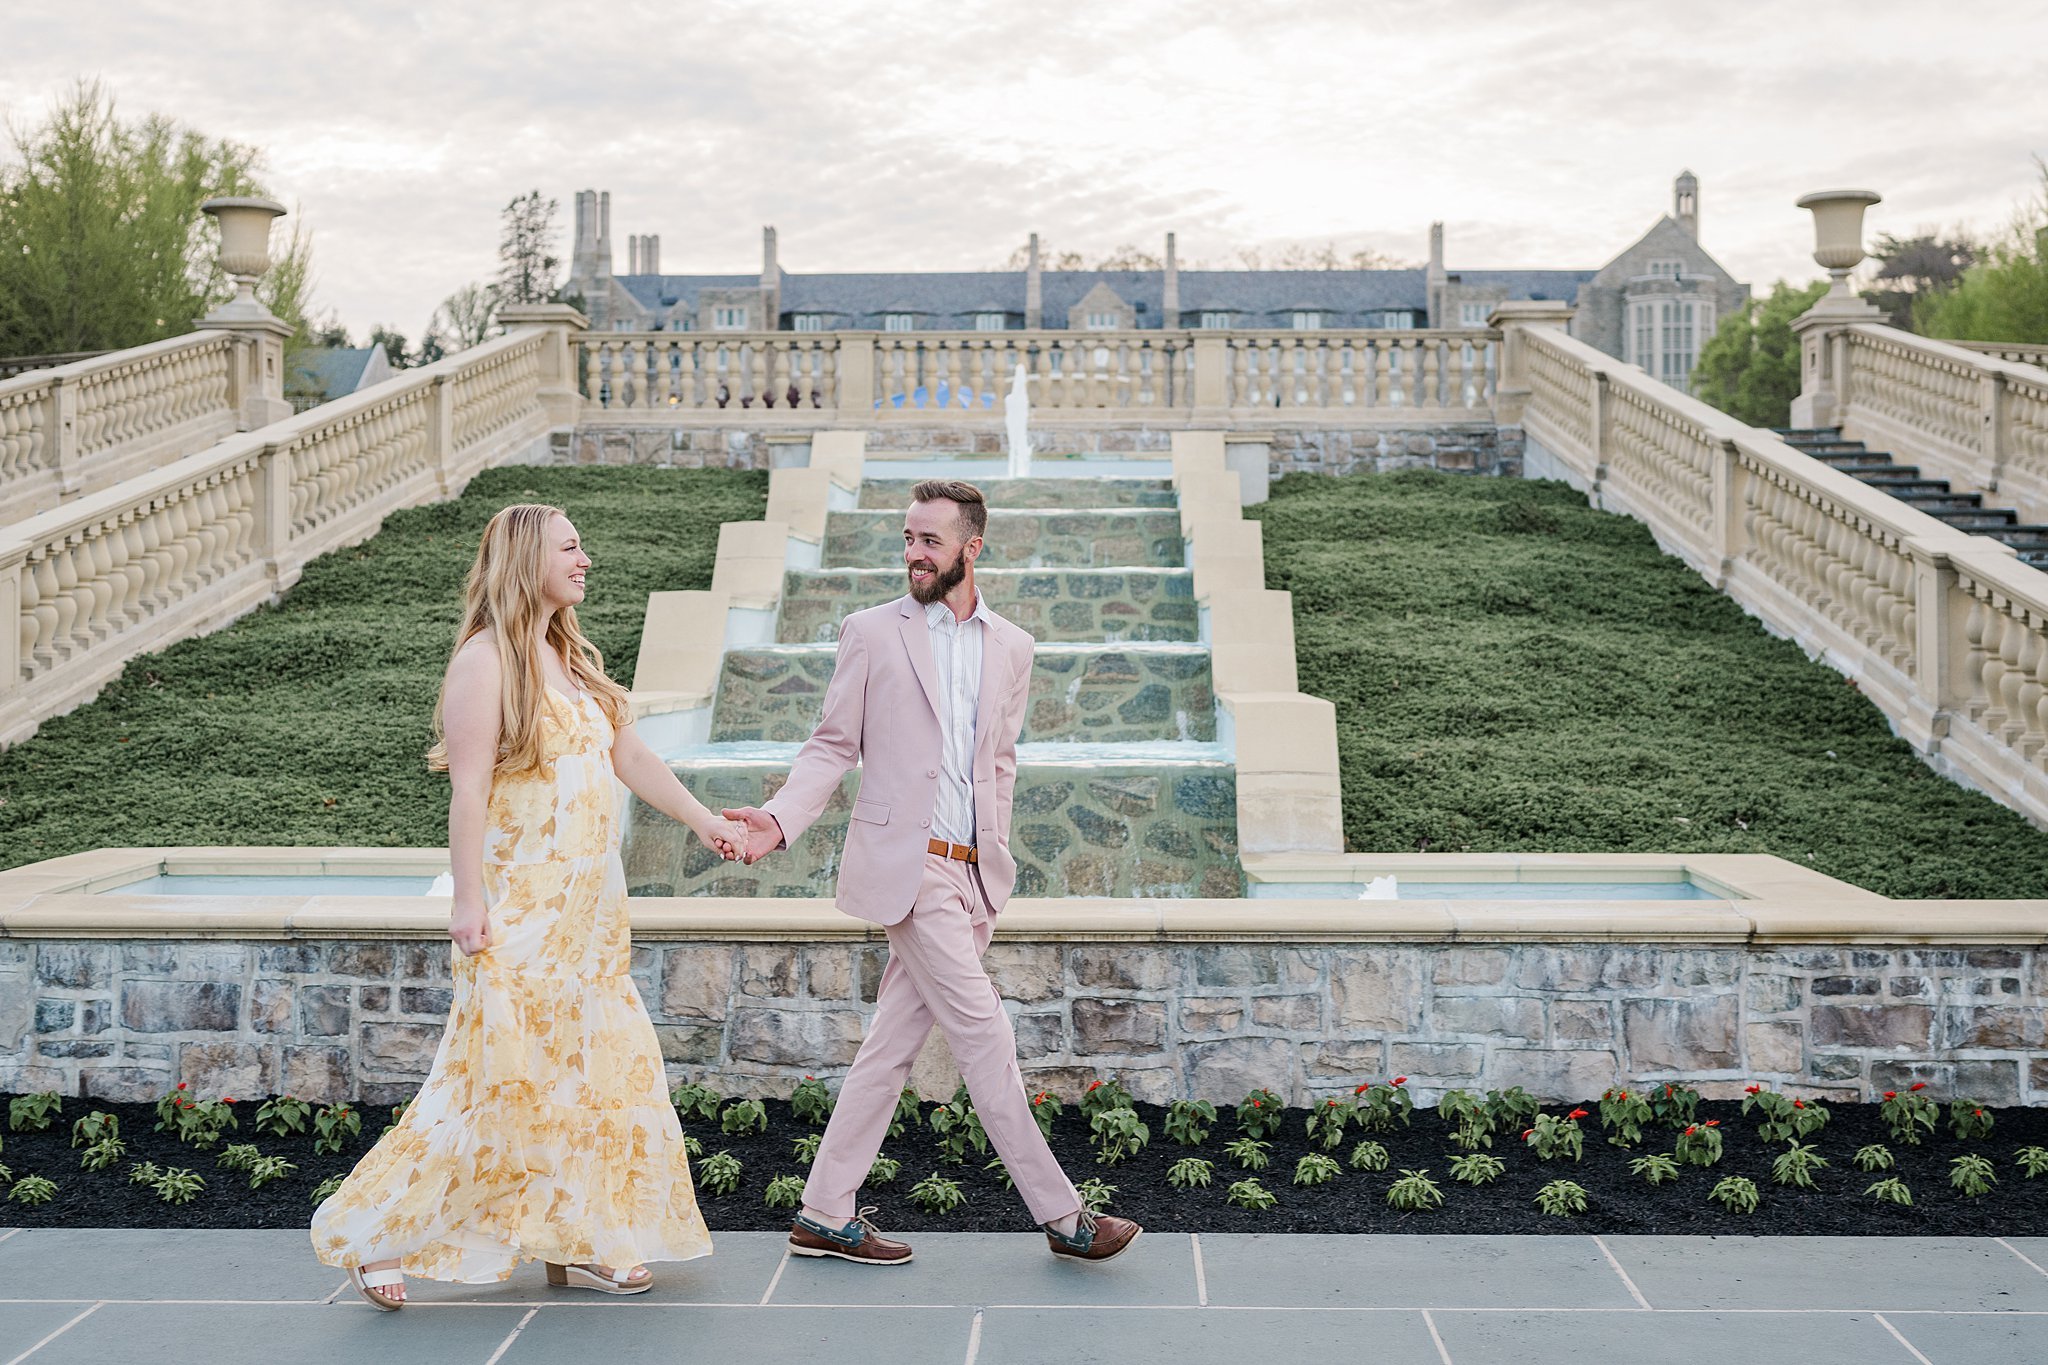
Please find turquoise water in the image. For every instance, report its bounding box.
[106,874,440,897]
[1248,879,1730,901]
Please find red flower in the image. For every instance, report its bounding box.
[1792,1099,1805,1109]
[1705,1120,1720,1127]
[1665,1085,1674,1097]
[1392,1077,1407,1086]
[1909,1082,1926,1092]
[1088,1081,1102,1091]
[1567,1108,1589,1120]
[1326,1099,1339,1107]
[1883,1091,1896,1100]
[1617,1089,1628,1099]
[222,1097,235,1105]
[175,1083,187,1091]
[1685,1125,1697,1135]
[805,1075,814,1081]
[1355,1084,1370,1094]
[1251,1100,1261,1108]
[1744,1084,1761,1095]
[1974,1108,1984,1117]
[1521,1128,1534,1139]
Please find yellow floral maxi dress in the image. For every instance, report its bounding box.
[311,690,711,1282]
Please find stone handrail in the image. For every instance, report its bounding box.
[1511,320,2048,828]
[575,328,1498,420]
[0,327,558,747]
[0,350,110,381]
[1954,339,2048,369]
[1831,324,2048,526]
[0,331,251,520]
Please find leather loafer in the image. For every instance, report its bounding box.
[1045,1211,1141,1262]
[788,1207,914,1266]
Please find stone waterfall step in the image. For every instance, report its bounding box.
[858,476,1178,510]
[1779,428,2048,567]
[711,641,1217,745]
[776,567,1198,643]
[624,746,1242,900]
[825,507,1185,569]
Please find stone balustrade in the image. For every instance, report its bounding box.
[0,331,253,519]
[1956,340,2048,370]
[0,325,566,747]
[1509,318,2048,829]
[575,328,1498,422]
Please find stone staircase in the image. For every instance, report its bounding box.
[1776,427,2048,567]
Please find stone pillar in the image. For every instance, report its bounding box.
[1426,221,1446,327]
[1162,232,1179,328]
[1190,335,1228,418]
[761,226,782,329]
[498,302,590,431]
[1488,299,1575,426]
[1675,170,1700,238]
[197,196,293,428]
[1025,233,1042,329]
[647,234,660,276]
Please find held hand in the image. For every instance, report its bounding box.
[697,816,747,862]
[449,901,490,957]
[722,806,784,866]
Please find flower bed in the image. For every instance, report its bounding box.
[6,1081,2046,1236]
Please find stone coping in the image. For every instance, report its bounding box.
[3,846,2044,945]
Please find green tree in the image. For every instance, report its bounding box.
[1867,232,1977,328]
[495,189,560,306]
[1694,280,1828,428]
[0,81,273,354]
[366,324,408,368]
[1916,163,2048,342]
[430,281,497,353]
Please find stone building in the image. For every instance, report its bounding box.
[564,174,1745,391]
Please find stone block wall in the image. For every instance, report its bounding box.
[6,936,2045,1107]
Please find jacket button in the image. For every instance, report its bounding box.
[920,819,931,829]
[927,768,938,778]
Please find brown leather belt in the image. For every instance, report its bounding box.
[927,838,978,863]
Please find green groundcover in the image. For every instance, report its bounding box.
[3,465,2044,898]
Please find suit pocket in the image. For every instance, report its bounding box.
[850,797,891,826]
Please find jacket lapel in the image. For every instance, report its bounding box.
[896,596,942,721]
[974,612,1010,763]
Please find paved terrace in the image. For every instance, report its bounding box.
[4,1229,2048,1363]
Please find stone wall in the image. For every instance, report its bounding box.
[7,936,2044,1107]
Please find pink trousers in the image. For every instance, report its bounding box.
[803,854,1081,1226]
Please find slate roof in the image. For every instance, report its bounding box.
[287,346,375,400]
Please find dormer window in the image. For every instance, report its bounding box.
[793,314,826,332]
[1291,311,1323,330]
[1199,311,1234,330]
[884,313,915,332]
[974,312,1007,332]
[1458,302,1493,327]
[1647,259,1684,280]
[713,306,747,331]
[1085,311,1120,330]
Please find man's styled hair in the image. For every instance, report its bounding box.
[909,479,988,541]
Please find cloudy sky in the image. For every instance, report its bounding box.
[7,0,2044,340]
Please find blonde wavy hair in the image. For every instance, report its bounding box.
[427,503,630,775]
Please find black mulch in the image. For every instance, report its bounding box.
[3,1095,2046,1236]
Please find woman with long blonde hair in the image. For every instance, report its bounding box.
[312,503,739,1307]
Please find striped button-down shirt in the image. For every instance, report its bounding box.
[924,592,994,847]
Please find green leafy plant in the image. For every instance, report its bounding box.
[985,1155,1013,1190]
[1879,1083,1937,1146]
[698,1151,743,1197]
[791,1134,823,1165]
[1674,1120,1724,1167]
[1597,1087,1654,1147]
[1167,1157,1215,1190]
[311,1103,358,1156]
[1225,1136,1272,1171]
[1235,1089,1285,1140]
[1293,1153,1341,1187]
[247,1155,296,1190]
[1648,1083,1701,1129]
[7,1174,55,1206]
[763,1174,805,1209]
[254,1096,311,1138]
[1951,1153,1997,1198]
[1740,1085,1829,1143]
[216,1144,262,1172]
[1089,1107,1151,1166]
[128,1160,162,1186]
[1630,1153,1681,1186]
[310,1173,345,1205]
[908,1172,965,1214]
[1710,1175,1760,1214]
[931,1086,990,1165]
[1226,1178,1278,1210]
[1449,1153,1505,1186]
[9,1092,61,1133]
[1534,1179,1588,1216]
[670,1081,722,1124]
[1355,1078,1413,1133]
[1305,1097,1354,1151]
[1343,1139,1387,1173]
[1437,1090,1497,1151]
[683,1134,704,1159]
[1522,1110,1587,1163]
[720,1099,768,1136]
[867,1156,900,1185]
[790,1076,834,1127]
[79,1136,127,1172]
[1075,1178,1117,1213]
[1771,1140,1830,1190]
[70,1110,119,1148]
[1385,1169,1444,1212]
[1949,1100,1995,1142]
[1163,1099,1216,1147]
[2016,1146,2048,1178]
[151,1167,207,1205]
[1078,1078,1135,1122]
[1867,1177,1914,1206]
[382,1100,411,1137]
[890,1087,922,1140]
[1029,1089,1064,1140]
[1854,1144,1895,1172]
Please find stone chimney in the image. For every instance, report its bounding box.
[645,234,660,276]
[628,235,640,275]
[571,190,596,283]
[596,191,613,279]
[761,226,782,329]
[1025,232,1042,329]
[1675,170,1699,238]
[1426,221,1447,326]
[1162,232,1179,328]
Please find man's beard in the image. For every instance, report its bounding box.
[907,552,968,605]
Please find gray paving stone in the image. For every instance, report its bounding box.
[0,1303,98,1356]
[1197,1233,1638,1309]
[1885,1311,2048,1365]
[500,1304,976,1365]
[977,1306,1440,1362]
[397,1232,788,1306]
[1432,1309,1917,1361]
[18,1302,526,1364]
[768,1231,1196,1307]
[1603,1236,2048,1312]
[0,1229,339,1302]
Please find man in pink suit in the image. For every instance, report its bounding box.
[724,478,1141,1266]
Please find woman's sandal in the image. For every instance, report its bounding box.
[348,1263,405,1310]
[545,1261,653,1295]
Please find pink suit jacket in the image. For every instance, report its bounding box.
[762,593,1033,926]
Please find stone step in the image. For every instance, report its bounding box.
[858,476,1178,510]
[1792,440,1870,453]
[1989,525,2048,551]
[824,508,1184,569]
[1816,453,1902,472]
[624,747,1242,899]
[711,642,1217,745]
[1877,480,1966,501]
[777,567,1198,643]
[1771,426,1844,440]
[1926,507,2018,529]
[1848,466,1926,484]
